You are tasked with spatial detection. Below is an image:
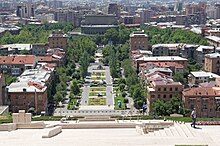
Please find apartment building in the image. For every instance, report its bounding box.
[31,44,48,56]
[48,31,68,51]
[136,56,188,70]
[147,79,183,113]
[7,66,54,113]
[204,53,220,74]
[206,36,220,47]
[188,71,220,86]
[152,44,182,56]
[0,55,37,76]
[183,87,220,118]
[130,31,148,51]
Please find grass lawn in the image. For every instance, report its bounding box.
[89,92,106,96]
[91,77,106,80]
[0,115,12,124]
[114,96,126,110]
[92,72,106,76]
[88,98,106,105]
[90,87,106,91]
[68,98,79,110]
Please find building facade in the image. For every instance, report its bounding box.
[147,80,183,113]
[183,87,220,118]
[152,44,182,56]
[130,31,148,51]
[48,31,68,51]
[108,3,120,18]
[16,3,34,18]
[7,67,54,113]
[206,36,220,47]
[204,53,220,74]
[32,44,48,56]
[0,55,37,76]
[81,14,119,35]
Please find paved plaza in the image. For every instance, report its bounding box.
[0,120,220,146]
[80,63,114,109]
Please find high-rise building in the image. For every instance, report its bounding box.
[108,3,120,18]
[16,3,34,18]
[206,4,220,19]
[48,0,63,9]
[185,3,206,15]
[54,10,82,27]
[136,9,154,24]
[174,0,183,12]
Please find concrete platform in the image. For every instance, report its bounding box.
[0,126,219,146]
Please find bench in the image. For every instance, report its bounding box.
[42,126,62,138]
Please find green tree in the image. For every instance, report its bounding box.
[19,49,30,55]
[104,28,119,44]
[109,49,118,78]
[119,83,125,91]
[71,79,80,95]
[54,92,63,105]
[152,100,168,116]
[173,72,187,85]
[79,51,89,78]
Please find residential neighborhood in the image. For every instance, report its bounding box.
[1,0,220,145]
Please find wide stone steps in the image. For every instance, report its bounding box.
[147,123,200,138]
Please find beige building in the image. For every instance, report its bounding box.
[204,53,220,74]
[206,36,220,47]
[48,31,68,51]
[147,80,183,113]
[188,71,220,86]
[183,87,220,118]
[130,31,148,51]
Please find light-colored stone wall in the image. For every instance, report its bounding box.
[13,110,31,124]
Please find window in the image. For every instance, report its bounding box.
[164,88,166,91]
[158,94,161,98]
[38,96,43,101]
[31,96,35,103]
[158,88,161,91]
[170,95,172,98]
[170,88,172,91]
[163,95,166,98]
[175,87,178,91]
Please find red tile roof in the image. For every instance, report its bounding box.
[0,55,36,65]
[183,87,220,97]
[139,61,183,69]
[28,81,44,90]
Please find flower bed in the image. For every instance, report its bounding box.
[196,121,220,125]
